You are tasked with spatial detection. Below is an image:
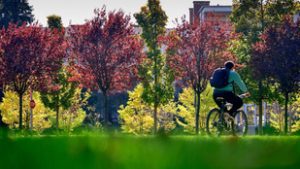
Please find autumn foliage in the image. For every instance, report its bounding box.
[0,23,67,129]
[68,7,144,125]
[164,18,237,133]
[251,17,300,134]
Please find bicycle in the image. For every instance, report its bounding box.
[206,94,249,136]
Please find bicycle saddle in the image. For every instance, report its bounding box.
[216,97,232,107]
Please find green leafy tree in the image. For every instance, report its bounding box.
[40,67,77,129]
[0,0,34,28]
[58,88,88,133]
[134,0,174,134]
[118,84,176,135]
[47,15,63,31]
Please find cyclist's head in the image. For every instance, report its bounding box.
[224,61,235,70]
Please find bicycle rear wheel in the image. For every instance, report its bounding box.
[233,110,248,136]
[206,108,221,136]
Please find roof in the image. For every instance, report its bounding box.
[199,5,232,14]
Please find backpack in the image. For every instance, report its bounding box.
[210,67,230,88]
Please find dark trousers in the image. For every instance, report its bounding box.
[213,91,243,115]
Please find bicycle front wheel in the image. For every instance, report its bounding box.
[233,110,248,136]
[206,108,221,136]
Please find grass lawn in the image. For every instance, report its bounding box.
[0,134,300,169]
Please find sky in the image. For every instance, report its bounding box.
[29,0,232,28]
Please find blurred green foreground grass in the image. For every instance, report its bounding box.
[0,135,300,169]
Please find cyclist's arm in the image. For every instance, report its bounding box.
[232,72,248,93]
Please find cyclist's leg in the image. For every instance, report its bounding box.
[213,91,225,109]
[223,92,243,116]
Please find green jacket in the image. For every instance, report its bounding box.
[214,70,248,93]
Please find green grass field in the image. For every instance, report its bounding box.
[1,135,300,169]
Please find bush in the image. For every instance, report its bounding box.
[0,90,55,132]
[176,85,215,134]
[118,84,176,135]
[0,89,87,133]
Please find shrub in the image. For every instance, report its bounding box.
[118,84,176,135]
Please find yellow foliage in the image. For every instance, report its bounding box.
[177,85,215,134]
[269,108,284,132]
[291,95,300,133]
[0,90,55,131]
[59,88,87,132]
[118,84,176,135]
[0,89,87,132]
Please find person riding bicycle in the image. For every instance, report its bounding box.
[211,61,250,117]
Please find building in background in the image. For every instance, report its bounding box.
[189,1,232,25]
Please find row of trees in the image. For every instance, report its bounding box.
[0,0,299,134]
[0,2,145,130]
[231,0,300,134]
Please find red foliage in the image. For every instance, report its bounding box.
[164,20,237,92]
[68,7,144,94]
[0,23,67,95]
[251,16,300,94]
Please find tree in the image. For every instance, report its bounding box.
[0,24,67,129]
[0,0,34,28]
[134,0,174,134]
[164,19,236,134]
[118,84,176,135]
[68,7,144,127]
[47,15,63,31]
[251,17,300,134]
[230,0,298,134]
[40,67,77,129]
[58,87,88,133]
[176,85,215,134]
[40,15,76,130]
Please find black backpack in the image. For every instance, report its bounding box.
[210,67,230,88]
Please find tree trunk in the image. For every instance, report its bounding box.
[56,93,59,129]
[153,103,158,134]
[153,49,158,135]
[102,90,109,127]
[25,110,29,129]
[56,105,59,130]
[284,92,289,134]
[258,0,265,135]
[18,93,23,130]
[258,80,263,135]
[195,90,201,135]
[0,114,4,127]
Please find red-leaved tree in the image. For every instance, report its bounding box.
[164,19,237,134]
[0,23,67,129]
[251,17,300,134]
[68,7,144,126]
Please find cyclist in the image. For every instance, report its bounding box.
[212,61,250,117]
